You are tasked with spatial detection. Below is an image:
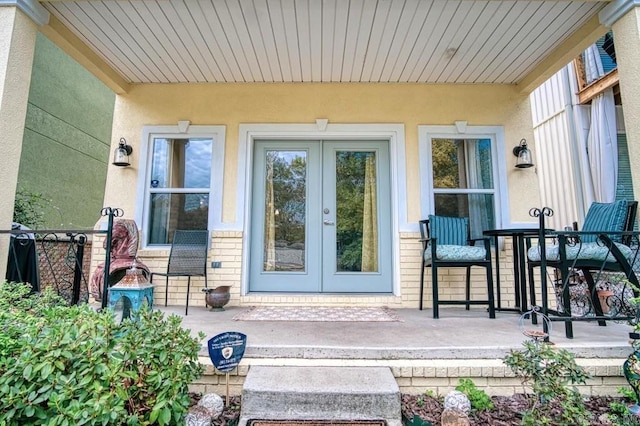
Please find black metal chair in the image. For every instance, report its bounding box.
[526,201,639,338]
[419,215,495,319]
[150,230,209,315]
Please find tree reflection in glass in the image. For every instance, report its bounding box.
[263,151,307,272]
[336,151,378,273]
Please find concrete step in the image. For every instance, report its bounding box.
[239,366,402,426]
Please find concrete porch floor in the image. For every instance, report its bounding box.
[154,304,635,396]
[156,304,634,360]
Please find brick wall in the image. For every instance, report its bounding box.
[189,357,628,397]
[89,229,553,311]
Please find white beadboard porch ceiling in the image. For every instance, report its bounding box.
[42,0,607,85]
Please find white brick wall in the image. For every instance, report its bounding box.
[190,356,628,397]
[91,230,554,311]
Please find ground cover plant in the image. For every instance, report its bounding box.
[0,282,204,425]
[504,340,591,425]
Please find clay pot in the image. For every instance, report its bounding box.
[203,286,231,311]
[597,290,614,314]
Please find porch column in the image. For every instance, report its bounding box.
[0,1,49,279]
[601,1,640,214]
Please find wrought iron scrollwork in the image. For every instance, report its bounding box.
[100,207,124,218]
[7,230,91,305]
[529,207,554,220]
[3,208,122,308]
[100,207,125,309]
[536,222,640,338]
[38,232,90,305]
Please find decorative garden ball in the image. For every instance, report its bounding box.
[444,390,471,414]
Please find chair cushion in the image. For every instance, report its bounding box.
[527,242,633,263]
[581,200,628,243]
[428,215,468,246]
[424,244,487,263]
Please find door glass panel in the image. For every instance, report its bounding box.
[335,151,378,272]
[263,150,307,272]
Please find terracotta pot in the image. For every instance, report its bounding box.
[204,286,231,311]
[597,290,614,314]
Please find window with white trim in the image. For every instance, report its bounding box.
[139,126,225,247]
[419,126,507,238]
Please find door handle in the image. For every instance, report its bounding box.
[323,220,335,225]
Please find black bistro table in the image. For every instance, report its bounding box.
[483,228,540,315]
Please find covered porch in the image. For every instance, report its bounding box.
[4,0,640,315]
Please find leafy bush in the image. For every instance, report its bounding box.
[12,187,51,229]
[455,378,494,411]
[504,340,592,426]
[607,386,640,425]
[0,281,204,425]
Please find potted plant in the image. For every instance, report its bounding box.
[596,283,615,314]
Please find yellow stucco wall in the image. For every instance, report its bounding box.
[0,7,38,279]
[105,82,540,225]
[613,8,640,211]
[100,82,540,308]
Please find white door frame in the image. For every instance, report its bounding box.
[237,122,408,296]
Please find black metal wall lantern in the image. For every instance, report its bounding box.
[113,138,133,167]
[513,138,534,169]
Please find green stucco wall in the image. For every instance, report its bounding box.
[17,32,114,228]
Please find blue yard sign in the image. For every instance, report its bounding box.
[208,332,247,373]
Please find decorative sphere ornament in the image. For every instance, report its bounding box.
[197,393,224,419]
[444,390,471,414]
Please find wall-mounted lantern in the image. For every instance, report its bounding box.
[513,138,534,169]
[112,138,133,167]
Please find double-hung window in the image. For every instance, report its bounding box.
[139,125,225,247]
[419,125,507,238]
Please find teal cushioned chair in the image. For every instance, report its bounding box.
[526,200,639,338]
[527,200,633,263]
[419,215,495,319]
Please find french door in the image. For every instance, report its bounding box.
[249,140,392,293]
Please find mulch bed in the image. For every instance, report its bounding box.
[401,394,624,426]
[203,393,631,426]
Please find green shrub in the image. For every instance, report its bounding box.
[455,378,494,411]
[504,340,592,426]
[12,187,51,229]
[607,386,640,426]
[0,281,204,425]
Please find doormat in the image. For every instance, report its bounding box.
[232,306,401,322]
[249,420,387,426]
